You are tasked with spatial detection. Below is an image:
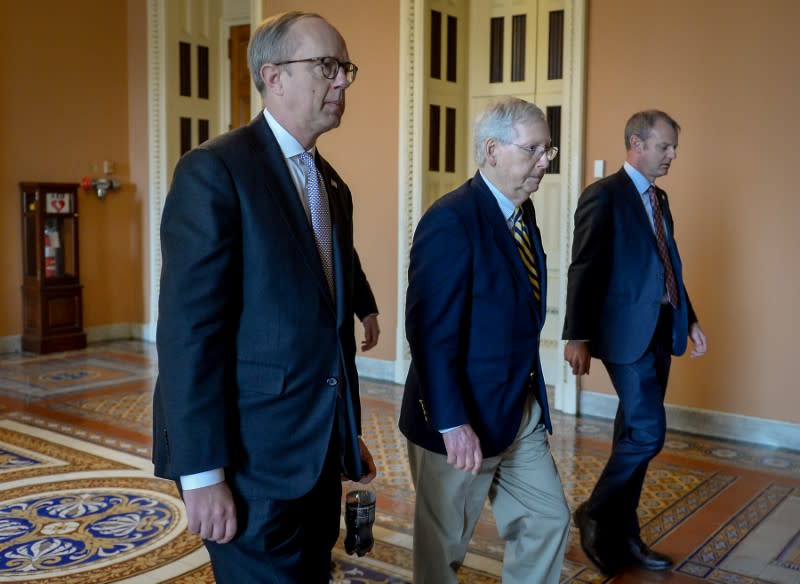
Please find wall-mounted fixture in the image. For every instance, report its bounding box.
[80,175,121,199]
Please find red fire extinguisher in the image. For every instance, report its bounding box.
[44,226,59,278]
[44,231,56,278]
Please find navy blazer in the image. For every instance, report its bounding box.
[153,115,377,499]
[400,172,552,458]
[563,168,697,364]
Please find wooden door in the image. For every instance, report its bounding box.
[229,24,251,130]
[165,0,223,176]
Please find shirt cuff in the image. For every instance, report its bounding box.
[439,425,461,433]
[180,468,225,490]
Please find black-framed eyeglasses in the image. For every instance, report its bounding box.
[273,56,358,83]
[511,143,559,162]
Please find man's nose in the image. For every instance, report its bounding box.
[332,68,351,88]
[535,154,549,169]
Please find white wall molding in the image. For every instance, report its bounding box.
[580,390,800,451]
[0,335,21,354]
[355,356,395,383]
[553,0,586,416]
[85,324,136,343]
[147,0,167,336]
[395,0,423,386]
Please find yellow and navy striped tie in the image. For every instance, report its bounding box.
[512,208,540,302]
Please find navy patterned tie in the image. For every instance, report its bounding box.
[648,185,677,308]
[298,151,334,296]
[511,208,541,303]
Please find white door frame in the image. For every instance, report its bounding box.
[145,0,262,342]
[395,0,587,413]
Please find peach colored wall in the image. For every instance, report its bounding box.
[0,1,144,337]
[127,0,150,326]
[262,1,400,361]
[582,0,800,423]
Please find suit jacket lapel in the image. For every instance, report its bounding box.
[522,199,547,322]
[473,173,542,320]
[246,115,334,308]
[617,169,660,251]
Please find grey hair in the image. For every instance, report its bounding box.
[473,97,546,167]
[624,110,681,150]
[247,11,324,95]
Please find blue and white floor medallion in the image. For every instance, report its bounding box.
[0,484,189,580]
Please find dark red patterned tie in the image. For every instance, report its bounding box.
[648,185,678,308]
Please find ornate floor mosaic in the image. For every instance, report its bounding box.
[0,340,798,582]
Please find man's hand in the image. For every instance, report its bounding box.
[361,314,380,351]
[442,424,483,475]
[358,436,378,483]
[689,322,708,358]
[564,340,591,375]
[183,481,237,544]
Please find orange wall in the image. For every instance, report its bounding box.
[262,1,400,362]
[1,1,796,428]
[0,0,144,336]
[582,0,800,423]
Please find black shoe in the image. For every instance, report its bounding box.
[573,502,617,575]
[625,537,673,571]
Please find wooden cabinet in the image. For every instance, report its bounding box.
[20,182,87,353]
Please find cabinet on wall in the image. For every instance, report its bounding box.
[20,182,87,353]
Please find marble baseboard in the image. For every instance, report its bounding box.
[580,390,800,451]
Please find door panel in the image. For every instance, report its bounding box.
[166,0,222,176]
[229,23,251,130]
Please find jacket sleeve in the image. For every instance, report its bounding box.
[155,147,242,478]
[353,249,379,320]
[405,205,472,431]
[563,186,613,341]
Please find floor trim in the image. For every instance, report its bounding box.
[2,329,796,451]
[581,390,800,451]
[355,356,395,382]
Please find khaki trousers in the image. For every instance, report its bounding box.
[408,396,569,584]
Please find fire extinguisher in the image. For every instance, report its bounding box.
[44,229,56,278]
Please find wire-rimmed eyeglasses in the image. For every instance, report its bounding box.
[511,143,559,162]
[273,56,358,83]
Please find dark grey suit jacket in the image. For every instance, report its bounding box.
[153,115,377,499]
[563,168,697,364]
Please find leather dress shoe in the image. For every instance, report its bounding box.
[573,503,616,575]
[625,537,673,571]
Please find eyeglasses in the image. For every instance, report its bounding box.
[273,56,358,83]
[511,143,559,162]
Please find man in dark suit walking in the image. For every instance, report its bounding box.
[400,97,570,584]
[152,11,377,583]
[563,110,708,575]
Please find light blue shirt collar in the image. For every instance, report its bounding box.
[623,161,652,194]
[478,170,519,228]
[262,108,316,158]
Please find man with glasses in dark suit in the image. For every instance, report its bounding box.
[401,97,570,584]
[153,11,377,583]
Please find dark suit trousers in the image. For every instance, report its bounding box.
[204,432,342,584]
[588,305,673,539]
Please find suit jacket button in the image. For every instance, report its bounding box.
[326,377,338,387]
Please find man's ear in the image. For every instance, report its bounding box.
[485,138,497,166]
[261,63,284,95]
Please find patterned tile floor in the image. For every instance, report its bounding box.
[0,340,799,583]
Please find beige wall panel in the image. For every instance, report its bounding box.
[0,0,143,336]
[263,1,400,361]
[582,0,800,424]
